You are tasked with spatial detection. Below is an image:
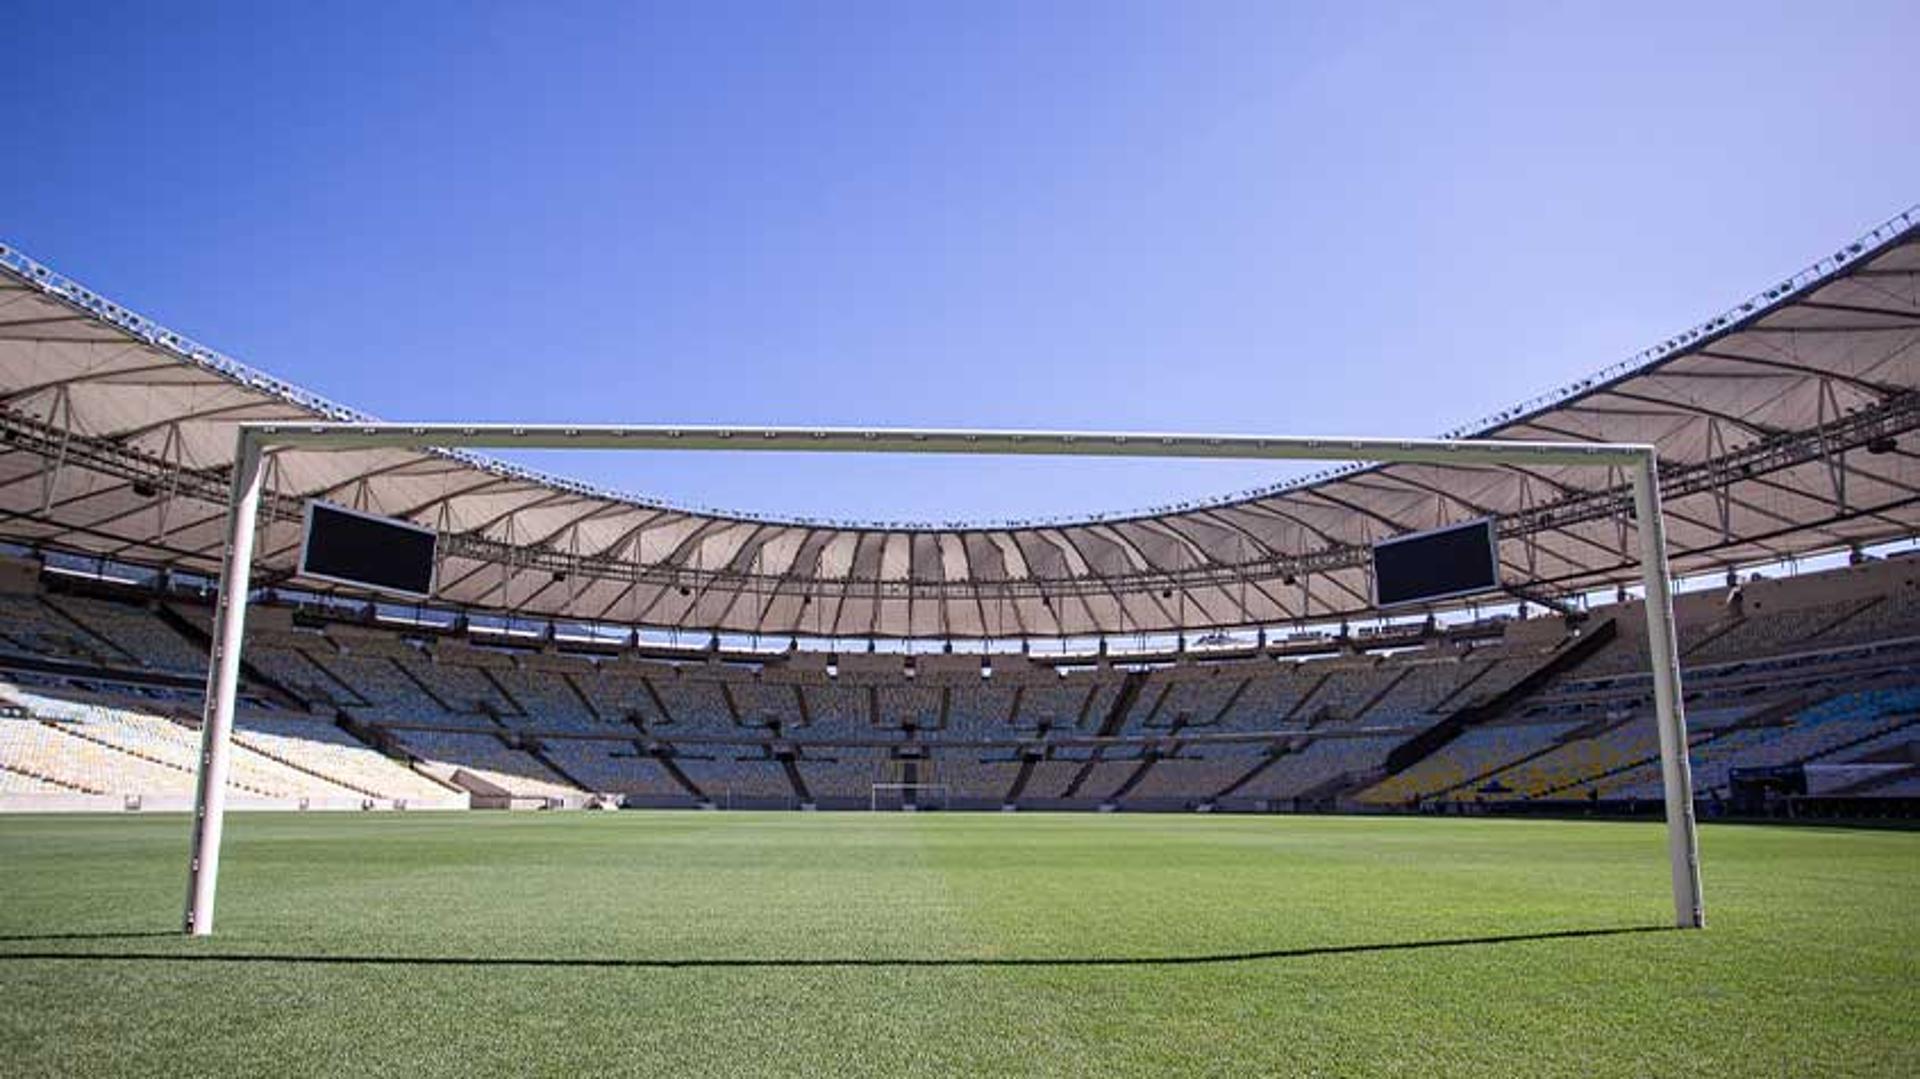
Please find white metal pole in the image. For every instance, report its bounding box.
[184,431,266,936]
[239,422,1646,468]
[1631,452,1706,929]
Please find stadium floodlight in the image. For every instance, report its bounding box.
[184,423,1706,935]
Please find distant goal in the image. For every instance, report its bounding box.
[870,783,950,811]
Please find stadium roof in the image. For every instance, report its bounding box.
[1,207,1916,639]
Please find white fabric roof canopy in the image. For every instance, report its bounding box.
[0,207,1915,638]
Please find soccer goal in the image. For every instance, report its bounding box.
[184,423,1704,935]
[714,786,803,811]
[870,783,951,811]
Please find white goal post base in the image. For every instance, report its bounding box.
[185,423,1704,934]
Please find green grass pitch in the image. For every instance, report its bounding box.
[1,812,1913,1077]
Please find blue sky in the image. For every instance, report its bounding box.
[5,1,1917,524]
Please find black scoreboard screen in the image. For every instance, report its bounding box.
[1371,518,1499,608]
[298,501,437,599]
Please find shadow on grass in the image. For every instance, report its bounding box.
[0,925,1676,969]
[0,931,177,943]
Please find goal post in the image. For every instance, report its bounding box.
[186,422,1703,934]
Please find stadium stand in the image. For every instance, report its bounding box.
[0,594,114,666]
[0,548,1917,816]
[1012,680,1095,728]
[1123,754,1250,806]
[389,727,579,802]
[673,753,795,805]
[42,593,205,673]
[728,678,800,728]
[488,665,602,730]
[1236,735,1403,804]
[651,674,735,730]
[798,681,871,737]
[797,747,888,804]
[1,211,1916,818]
[944,684,1017,737]
[231,712,462,804]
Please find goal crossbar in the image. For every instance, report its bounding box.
[184,423,1703,934]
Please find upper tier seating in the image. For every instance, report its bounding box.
[1141,675,1244,728]
[651,676,735,731]
[244,641,348,705]
[944,685,1016,737]
[43,594,205,673]
[874,684,940,728]
[728,680,799,727]
[1220,666,1319,727]
[0,595,110,665]
[488,667,603,731]
[1013,681,1095,727]
[798,683,871,736]
[1687,598,1877,665]
[310,652,445,716]
[575,666,670,726]
[402,654,513,714]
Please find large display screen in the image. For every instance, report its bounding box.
[298,501,437,599]
[1371,518,1499,608]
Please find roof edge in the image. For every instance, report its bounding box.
[3,201,1915,533]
